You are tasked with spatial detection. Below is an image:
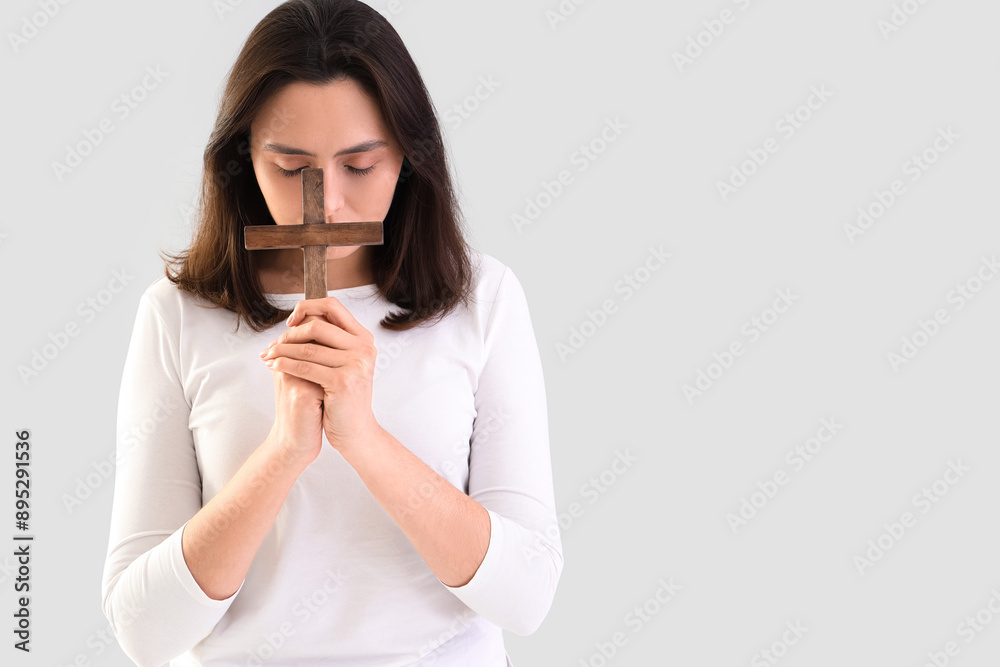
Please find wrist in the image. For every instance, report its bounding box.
[261,433,316,477]
[336,421,390,466]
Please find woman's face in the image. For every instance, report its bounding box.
[249,78,404,263]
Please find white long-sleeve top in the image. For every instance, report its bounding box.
[101,249,563,666]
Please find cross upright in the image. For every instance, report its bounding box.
[244,167,383,300]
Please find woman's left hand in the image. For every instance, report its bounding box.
[260,297,381,453]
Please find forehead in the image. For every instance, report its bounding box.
[251,78,389,143]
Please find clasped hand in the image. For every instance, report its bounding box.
[259,296,381,459]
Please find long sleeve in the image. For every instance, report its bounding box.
[442,266,564,635]
[101,285,244,666]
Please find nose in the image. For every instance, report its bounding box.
[323,167,346,222]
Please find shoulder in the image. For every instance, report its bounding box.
[465,248,533,326]
[466,248,528,310]
[469,248,533,298]
[134,274,214,327]
[468,248,510,298]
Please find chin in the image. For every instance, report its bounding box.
[325,246,360,257]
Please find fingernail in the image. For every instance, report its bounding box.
[286,313,294,325]
[259,349,267,358]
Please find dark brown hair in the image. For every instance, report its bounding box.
[163,0,474,333]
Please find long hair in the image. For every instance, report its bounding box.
[163,0,475,333]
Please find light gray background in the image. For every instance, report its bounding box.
[2,0,999,665]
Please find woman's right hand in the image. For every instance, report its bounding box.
[262,316,325,467]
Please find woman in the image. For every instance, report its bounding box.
[100,1,563,664]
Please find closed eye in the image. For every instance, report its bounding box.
[276,164,375,178]
[276,165,305,178]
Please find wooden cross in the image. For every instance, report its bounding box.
[244,167,383,300]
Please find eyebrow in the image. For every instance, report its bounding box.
[261,139,388,157]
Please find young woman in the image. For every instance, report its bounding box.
[100,1,562,664]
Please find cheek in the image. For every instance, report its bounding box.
[373,175,400,214]
[345,172,399,217]
[371,165,403,204]
[254,167,297,223]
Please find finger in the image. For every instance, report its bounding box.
[263,354,353,386]
[287,296,370,339]
[262,341,348,368]
[268,318,355,351]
